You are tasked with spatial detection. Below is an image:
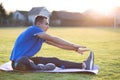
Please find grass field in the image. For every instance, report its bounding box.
[0,27,120,80]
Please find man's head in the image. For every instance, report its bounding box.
[34,15,49,32]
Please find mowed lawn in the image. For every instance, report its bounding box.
[0,27,120,80]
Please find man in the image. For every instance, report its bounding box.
[10,15,94,71]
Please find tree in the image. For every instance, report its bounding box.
[0,3,7,26]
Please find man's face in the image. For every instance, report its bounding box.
[39,18,49,32]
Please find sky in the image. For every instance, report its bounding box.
[1,0,120,14]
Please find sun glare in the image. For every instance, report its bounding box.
[90,0,117,15]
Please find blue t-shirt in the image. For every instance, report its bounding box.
[10,25,45,61]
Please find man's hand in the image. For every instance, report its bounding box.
[77,48,90,55]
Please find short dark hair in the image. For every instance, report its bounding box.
[34,15,47,24]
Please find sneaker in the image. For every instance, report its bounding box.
[84,51,94,70]
[44,63,56,70]
[37,63,56,70]
[37,64,45,70]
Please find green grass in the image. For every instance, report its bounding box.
[0,27,120,80]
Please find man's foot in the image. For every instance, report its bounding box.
[45,63,56,70]
[37,63,56,70]
[84,51,94,70]
[37,64,45,70]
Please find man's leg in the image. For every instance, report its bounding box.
[31,51,94,70]
[12,56,56,71]
[12,56,41,71]
[30,57,83,69]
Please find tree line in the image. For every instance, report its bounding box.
[0,3,14,27]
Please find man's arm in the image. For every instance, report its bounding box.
[36,33,89,54]
[45,40,78,51]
